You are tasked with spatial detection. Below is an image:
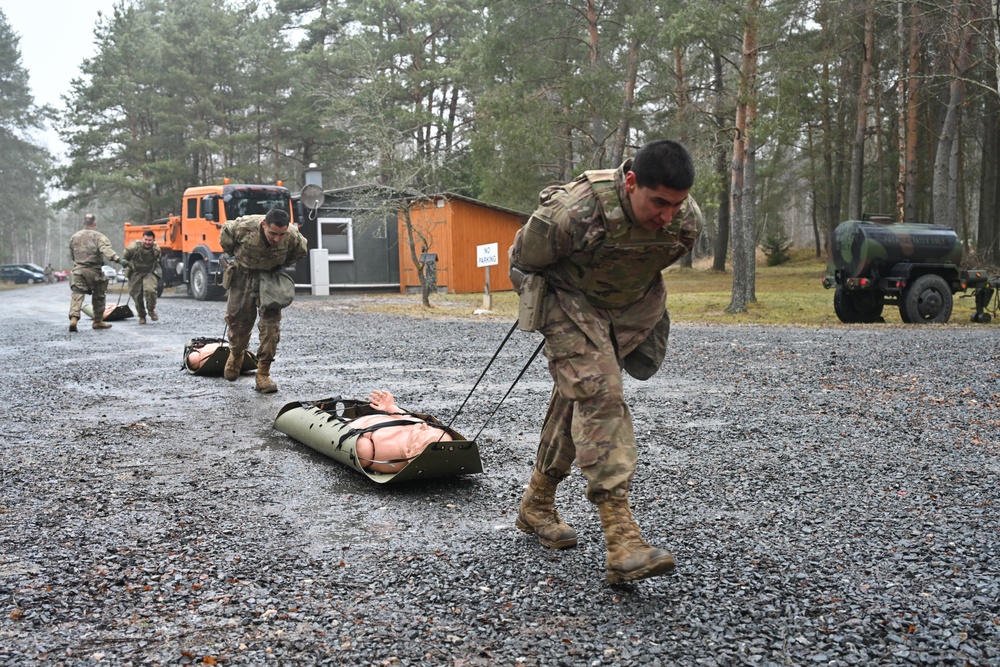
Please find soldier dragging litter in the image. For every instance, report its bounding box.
[123,230,162,324]
[219,209,307,394]
[67,213,129,332]
[509,139,703,584]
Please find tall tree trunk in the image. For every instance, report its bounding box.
[711,50,730,272]
[978,72,1000,264]
[807,124,822,257]
[903,2,921,223]
[585,0,606,165]
[728,0,760,313]
[848,5,874,220]
[932,1,970,231]
[611,35,640,166]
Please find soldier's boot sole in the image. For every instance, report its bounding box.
[515,513,578,549]
[92,322,112,330]
[255,376,278,394]
[605,549,676,584]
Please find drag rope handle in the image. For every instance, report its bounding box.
[470,338,545,443]
[444,320,519,432]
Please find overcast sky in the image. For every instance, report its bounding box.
[3,0,118,158]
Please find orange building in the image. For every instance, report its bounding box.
[398,193,528,294]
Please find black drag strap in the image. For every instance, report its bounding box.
[445,320,519,431]
[470,338,544,442]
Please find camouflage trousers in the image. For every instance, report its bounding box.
[128,273,158,317]
[69,267,108,320]
[224,268,281,364]
[533,298,639,503]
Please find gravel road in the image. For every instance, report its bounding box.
[1,282,999,666]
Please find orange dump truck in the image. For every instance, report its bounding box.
[124,182,297,300]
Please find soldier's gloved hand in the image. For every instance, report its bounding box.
[117,258,130,269]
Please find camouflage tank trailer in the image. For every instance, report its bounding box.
[824,216,996,324]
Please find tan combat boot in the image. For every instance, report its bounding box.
[138,316,147,325]
[69,316,79,333]
[515,469,577,549]
[92,318,112,330]
[224,349,245,382]
[149,311,158,321]
[597,495,675,584]
[254,362,278,394]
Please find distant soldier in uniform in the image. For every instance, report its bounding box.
[508,139,703,584]
[123,230,162,324]
[44,263,53,284]
[219,209,307,394]
[68,213,129,332]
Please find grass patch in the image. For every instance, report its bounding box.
[359,250,995,327]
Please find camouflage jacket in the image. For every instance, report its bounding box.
[219,215,308,272]
[509,159,702,352]
[69,229,121,270]
[123,241,162,279]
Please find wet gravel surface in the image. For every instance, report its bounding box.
[1,282,999,666]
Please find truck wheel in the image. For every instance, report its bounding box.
[833,286,884,323]
[901,274,952,323]
[191,262,212,301]
[156,275,164,298]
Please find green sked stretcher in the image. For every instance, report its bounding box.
[273,397,483,484]
[182,337,258,377]
[82,302,134,321]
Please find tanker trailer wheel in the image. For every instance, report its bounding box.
[834,286,884,323]
[156,275,164,298]
[901,274,953,323]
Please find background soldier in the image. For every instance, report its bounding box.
[508,139,703,584]
[123,230,162,324]
[44,263,53,283]
[219,209,307,393]
[68,213,129,332]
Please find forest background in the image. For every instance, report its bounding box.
[2,0,1000,312]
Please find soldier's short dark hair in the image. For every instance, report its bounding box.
[264,210,291,228]
[142,230,155,238]
[631,140,695,191]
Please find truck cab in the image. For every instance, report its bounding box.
[125,182,295,300]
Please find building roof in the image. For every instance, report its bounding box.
[406,192,529,221]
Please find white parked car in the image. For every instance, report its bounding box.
[101,265,118,281]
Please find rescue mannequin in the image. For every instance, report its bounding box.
[351,389,453,473]
[186,341,222,371]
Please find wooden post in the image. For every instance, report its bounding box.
[482,266,493,310]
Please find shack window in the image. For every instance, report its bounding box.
[319,217,353,261]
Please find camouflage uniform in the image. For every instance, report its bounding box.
[68,229,124,322]
[219,215,308,366]
[123,240,162,318]
[509,159,702,503]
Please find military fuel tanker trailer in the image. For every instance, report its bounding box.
[824,217,996,324]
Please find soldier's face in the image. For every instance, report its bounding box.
[625,171,689,232]
[262,222,289,246]
[142,236,154,249]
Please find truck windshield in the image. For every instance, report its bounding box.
[222,188,291,220]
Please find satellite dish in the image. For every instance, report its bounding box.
[300,184,325,211]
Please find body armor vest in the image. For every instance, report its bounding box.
[555,170,689,310]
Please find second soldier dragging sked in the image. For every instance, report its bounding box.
[218,210,307,394]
